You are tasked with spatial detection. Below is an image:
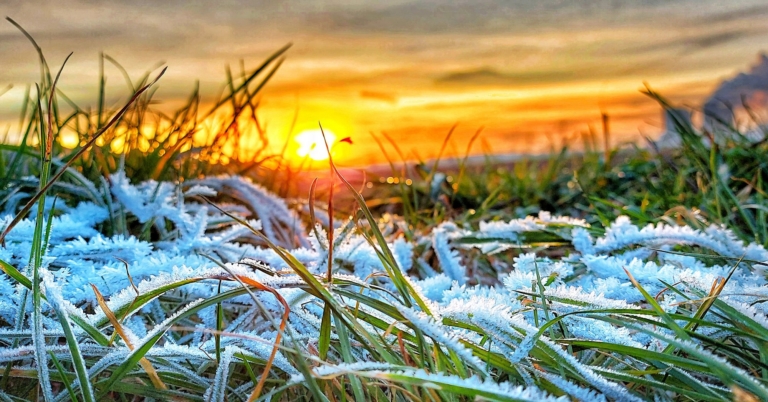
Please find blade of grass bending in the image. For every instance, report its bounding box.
[623,268,691,343]
[319,306,332,361]
[589,365,723,402]
[49,353,77,402]
[31,76,55,402]
[201,197,398,361]
[78,283,277,398]
[624,271,753,395]
[329,368,531,402]
[6,18,49,80]
[280,250,398,362]
[0,259,110,346]
[0,66,167,245]
[711,298,768,339]
[664,259,741,354]
[334,313,366,401]
[322,126,434,372]
[49,304,96,402]
[608,317,768,400]
[237,353,260,394]
[333,288,406,320]
[0,259,32,289]
[229,274,291,401]
[201,252,300,401]
[324,125,335,283]
[307,178,325,251]
[563,339,712,373]
[318,123,336,362]
[91,285,167,391]
[103,54,137,92]
[517,305,727,398]
[317,127,431,315]
[202,43,291,120]
[95,300,203,399]
[650,248,768,268]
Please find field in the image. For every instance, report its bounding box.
[1,24,768,401]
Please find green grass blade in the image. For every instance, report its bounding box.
[50,297,96,402]
[318,305,332,360]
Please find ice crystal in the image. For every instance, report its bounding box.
[432,224,467,283]
[397,305,487,374]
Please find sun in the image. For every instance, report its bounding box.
[295,129,336,161]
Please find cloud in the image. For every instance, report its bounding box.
[359,90,397,104]
[694,4,768,25]
[437,68,555,86]
[686,31,751,50]
[619,29,755,58]
[703,54,768,124]
[435,67,602,86]
[314,0,675,35]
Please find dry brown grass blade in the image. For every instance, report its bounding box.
[116,257,140,296]
[733,385,760,402]
[90,284,168,391]
[234,275,291,401]
[397,331,413,367]
[308,178,323,249]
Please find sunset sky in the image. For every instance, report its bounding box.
[2,0,768,166]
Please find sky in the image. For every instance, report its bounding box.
[2,0,768,166]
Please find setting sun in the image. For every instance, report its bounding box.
[295,129,336,161]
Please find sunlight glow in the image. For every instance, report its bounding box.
[295,129,336,161]
[59,131,79,149]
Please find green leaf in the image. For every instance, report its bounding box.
[318,305,332,360]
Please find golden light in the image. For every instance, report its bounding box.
[58,131,79,149]
[295,129,336,161]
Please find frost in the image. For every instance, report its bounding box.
[543,285,642,311]
[1,173,766,400]
[414,273,453,302]
[432,224,467,283]
[538,371,608,402]
[353,368,569,402]
[397,305,487,374]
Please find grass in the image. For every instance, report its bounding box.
[368,98,768,249]
[1,21,768,401]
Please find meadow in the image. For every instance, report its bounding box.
[1,21,768,401]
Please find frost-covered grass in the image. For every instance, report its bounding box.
[3,164,768,401]
[3,19,768,402]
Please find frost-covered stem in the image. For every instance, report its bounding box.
[48,290,95,402]
[0,288,28,389]
[31,86,54,401]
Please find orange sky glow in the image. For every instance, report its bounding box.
[2,1,768,167]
